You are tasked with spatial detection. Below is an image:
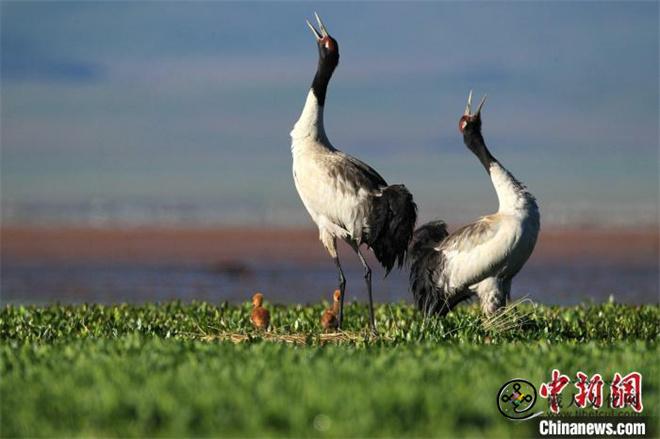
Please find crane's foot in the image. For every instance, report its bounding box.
[368,318,378,336]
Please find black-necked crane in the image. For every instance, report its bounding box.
[290,13,417,332]
[409,92,539,316]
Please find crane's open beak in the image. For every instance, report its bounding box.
[306,12,329,41]
[463,90,473,116]
[464,90,487,116]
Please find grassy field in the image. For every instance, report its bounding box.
[1,301,658,437]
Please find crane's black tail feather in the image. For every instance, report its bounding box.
[408,220,466,316]
[366,184,417,275]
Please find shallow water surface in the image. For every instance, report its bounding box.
[2,259,657,306]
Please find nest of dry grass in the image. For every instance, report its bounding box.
[481,297,536,333]
[182,326,389,345]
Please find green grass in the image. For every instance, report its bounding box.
[2,301,658,437]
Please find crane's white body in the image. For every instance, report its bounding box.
[291,90,384,257]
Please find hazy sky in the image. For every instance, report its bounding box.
[1,2,658,227]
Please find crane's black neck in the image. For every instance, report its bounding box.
[463,128,497,174]
[311,56,337,107]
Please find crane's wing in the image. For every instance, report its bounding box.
[328,152,387,193]
[443,216,500,252]
[292,149,389,243]
[440,215,514,290]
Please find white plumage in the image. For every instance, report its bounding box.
[292,92,376,253]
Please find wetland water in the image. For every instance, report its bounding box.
[2,227,657,305]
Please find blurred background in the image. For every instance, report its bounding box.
[1,2,658,305]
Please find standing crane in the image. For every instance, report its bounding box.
[290,13,417,331]
[409,92,539,316]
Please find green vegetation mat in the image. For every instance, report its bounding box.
[2,302,658,437]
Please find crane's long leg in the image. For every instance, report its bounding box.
[332,256,346,329]
[354,246,376,333]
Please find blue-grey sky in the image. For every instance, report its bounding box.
[1,2,658,227]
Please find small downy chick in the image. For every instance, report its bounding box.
[320,289,342,332]
[251,292,270,330]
